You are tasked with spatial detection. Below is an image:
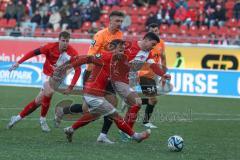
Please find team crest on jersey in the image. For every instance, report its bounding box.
[91,40,96,47]
[95,54,101,59]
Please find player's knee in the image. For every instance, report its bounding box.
[135,97,142,106]
[149,97,158,105]
[105,94,118,107]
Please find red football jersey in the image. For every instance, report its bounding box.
[39,42,79,76]
[84,51,113,96]
[110,41,155,84]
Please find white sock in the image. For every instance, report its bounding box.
[40,117,46,121]
[132,132,139,139]
[16,115,22,121]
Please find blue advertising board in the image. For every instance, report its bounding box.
[0,62,239,98]
[168,69,240,98]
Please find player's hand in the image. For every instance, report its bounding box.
[63,85,74,95]
[162,74,171,81]
[9,62,19,72]
[160,74,171,86]
[63,88,72,95]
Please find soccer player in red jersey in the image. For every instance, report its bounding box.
[7,31,81,132]
[57,39,151,143]
[109,32,170,141]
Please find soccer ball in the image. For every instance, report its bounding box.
[167,135,184,152]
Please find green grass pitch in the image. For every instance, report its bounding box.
[0,86,240,160]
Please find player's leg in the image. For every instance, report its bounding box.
[64,111,100,142]
[140,76,158,128]
[143,96,158,128]
[99,100,150,143]
[7,88,43,129]
[39,80,55,132]
[96,81,117,144]
[112,81,142,129]
[63,94,106,142]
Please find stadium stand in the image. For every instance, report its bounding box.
[0,0,239,45]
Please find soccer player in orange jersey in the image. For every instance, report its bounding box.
[138,23,167,129]
[7,31,81,132]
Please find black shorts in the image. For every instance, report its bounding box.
[139,77,157,96]
[105,81,116,95]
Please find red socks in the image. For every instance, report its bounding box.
[40,95,52,117]
[19,100,40,118]
[113,114,134,136]
[72,113,97,130]
[124,105,141,128]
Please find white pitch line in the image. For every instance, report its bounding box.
[0,118,240,121]
[193,118,240,121]
[192,113,240,116]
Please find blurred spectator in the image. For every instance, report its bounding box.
[21,15,37,36]
[48,7,61,31]
[79,0,91,6]
[208,33,218,44]
[40,11,49,31]
[205,0,216,10]
[31,0,37,14]
[218,35,229,45]
[175,0,188,9]
[4,1,16,20]
[69,2,80,16]
[59,1,70,30]
[174,5,187,25]
[88,22,98,38]
[69,11,82,30]
[134,0,148,7]
[15,0,26,23]
[156,5,164,25]
[148,0,157,5]
[38,0,49,17]
[214,4,226,27]
[105,0,119,6]
[230,35,240,46]
[31,10,41,26]
[121,12,131,31]
[89,2,101,22]
[184,7,197,26]
[234,0,240,20]
[157,3,175,25]
[196,10,205,27]
[204,5,215,26]
[145,12,158,27]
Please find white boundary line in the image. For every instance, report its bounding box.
[0,118,240,121]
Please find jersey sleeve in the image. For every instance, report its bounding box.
[17,45,48,64]
[39,43,50,56]
[87,32,104,55]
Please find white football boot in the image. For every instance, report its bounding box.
[7,115,21,129]
[143,122,158,129]
[40,117,51,132]
[97,133,115,144]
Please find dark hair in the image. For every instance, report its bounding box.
[109,11,125,18]
[59,31,70,39]
[108,39,125,50]
[143,32,160,43]
[177,51,181,56]
[148,23,159,29]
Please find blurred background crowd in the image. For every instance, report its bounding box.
[0,0,239,45]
